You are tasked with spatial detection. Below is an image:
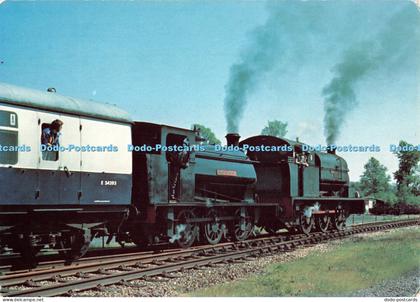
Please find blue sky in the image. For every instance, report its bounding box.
[0,0,418,181]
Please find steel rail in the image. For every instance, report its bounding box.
[0,231,289,274]
[0,230,318,288]
[1,218,418,297]
[0,216,413,274]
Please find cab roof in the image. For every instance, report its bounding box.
[0,82,132,123]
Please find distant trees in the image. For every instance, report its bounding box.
[261,120,288,138]
[393,140,420,205]
[191,124,221,145]
[359,141,420,208]
[408,166,420,196]
[359,157,396,203]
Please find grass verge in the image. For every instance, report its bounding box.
[189,228,420,296]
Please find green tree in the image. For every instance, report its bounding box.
[393,140,420,205]
[359,157,391,199]
[406,166,420,196]
[261,120,288,138]
[191,124,221,145]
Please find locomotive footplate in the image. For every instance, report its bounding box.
[292,197,366,213]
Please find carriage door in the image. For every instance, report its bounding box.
[38,113,81,205]
[58,115,81,205]
[79,118,132,205]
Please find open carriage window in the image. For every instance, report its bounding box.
[41,119,63,161]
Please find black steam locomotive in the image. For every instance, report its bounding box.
[0,82,365,263]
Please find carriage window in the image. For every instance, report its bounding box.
[41,123,59,161]
[0,130,18,164]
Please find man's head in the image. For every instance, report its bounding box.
[51,119,63,132]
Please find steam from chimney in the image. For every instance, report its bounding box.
[223,2,418,137]
[224,2,317,133]
[224,19,278,133]
[322,5,419,145]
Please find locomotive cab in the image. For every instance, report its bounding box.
[314,152,350,197]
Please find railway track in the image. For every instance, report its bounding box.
[0,245,185,275]
[1,218,418,297]
[0,232,285,275]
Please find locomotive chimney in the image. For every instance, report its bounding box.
[225,133,240,147]
[327,148,336,155]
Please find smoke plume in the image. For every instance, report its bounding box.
[224,2,325,133]
[323,5,419,145]
[224,2,419,135]
[224,13,279,133]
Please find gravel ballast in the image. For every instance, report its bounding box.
[75,226,419,297]
[350,269,419,297]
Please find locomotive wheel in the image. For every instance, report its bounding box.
[232,208,253,241]
[315,215,330,233]
[299,213,314,235]
[333,211,346,231]
[175,209,197,248]
[203,209,223,245]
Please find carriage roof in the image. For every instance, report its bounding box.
[0,82,132,123]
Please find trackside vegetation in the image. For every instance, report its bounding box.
[189,228,420,296]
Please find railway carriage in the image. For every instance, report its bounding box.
[0,82,132,260]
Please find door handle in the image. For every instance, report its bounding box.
[64,166,72,177]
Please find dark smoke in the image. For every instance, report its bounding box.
[224,2,418,135]
[223,3,326,133]
[323,4,419,145]
[224,14,280,133]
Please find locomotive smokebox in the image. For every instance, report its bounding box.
[226,133,241,147]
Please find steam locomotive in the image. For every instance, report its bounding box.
[0,82,365,263]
